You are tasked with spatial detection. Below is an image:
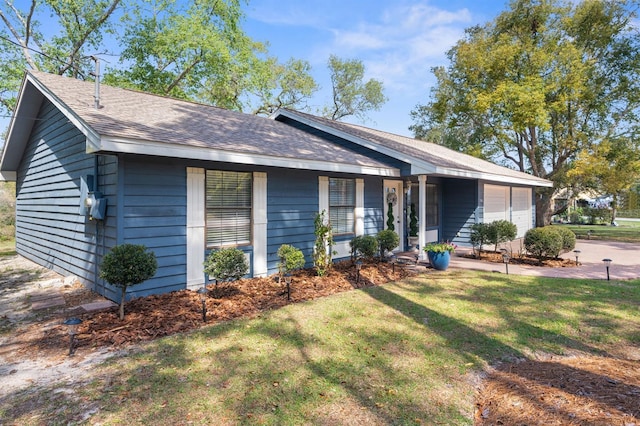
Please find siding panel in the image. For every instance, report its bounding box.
[442,178,478,246]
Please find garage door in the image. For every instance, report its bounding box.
[484,184,510,223]
[512,187,532,238]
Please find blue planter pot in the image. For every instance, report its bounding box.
[427,251,450,271]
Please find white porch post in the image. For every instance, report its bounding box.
[253,172,268,277]
[418,175,427,260]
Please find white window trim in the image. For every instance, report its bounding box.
[187,167,205,289]
[319,176,364,259]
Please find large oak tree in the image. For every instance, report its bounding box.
[410,0,640,225]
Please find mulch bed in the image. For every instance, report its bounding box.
[5,258,638,425]
[465,250,577,268]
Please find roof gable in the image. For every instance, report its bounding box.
[1,71,399,179]
[272,109,553,188]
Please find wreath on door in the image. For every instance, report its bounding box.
[386,191,398,206]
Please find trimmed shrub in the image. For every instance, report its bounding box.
[487,220,518,252]
[376,229,399,257]
[470,223,491,258]
[551,226,576,254]
[350,235,379,260]
[100,244,158,319]
[204,247,249,283]
[585,207,612,224]
[524,227,563,261]
[277,244,306,277]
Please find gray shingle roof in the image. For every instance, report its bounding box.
[277,109,552,186]
[25,71,394,171]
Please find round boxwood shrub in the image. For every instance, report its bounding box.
[277,244,306,277]
[376,229,399,257]
[204,247,249,283]
[550,226,576,254]
[100,244,158,320]
[487,220,518,252]
[350,235,379,260]
[524,227,563,261]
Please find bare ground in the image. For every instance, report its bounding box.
[1,254,639,425]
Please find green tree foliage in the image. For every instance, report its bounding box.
[0,0,316,120]
[410,0,640,226]
[350,235,378,260]
[99,244,157,319]
[568,137,640,223]
[277,244,306,279]
[0,0,121,114]
[486,220,517,252]
[376,230,399,258]
[322,55,387,121]
[313,210,334,276]
[204,247,249,283]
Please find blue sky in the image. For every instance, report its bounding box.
[242,0,510,136]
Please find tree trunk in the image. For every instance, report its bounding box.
[119,286,127,320]
[535,191,554,227]
[611,193,618,225]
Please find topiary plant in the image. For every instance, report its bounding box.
[277,244,306,279]
[409,203,418,237]
[376,229,399,258]
[350,235,379,260]
[487,220,518,252]
[470,222,490,259]
[204,247,249,284]
[100,244,158,320]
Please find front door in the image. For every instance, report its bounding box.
[383,180,404,251]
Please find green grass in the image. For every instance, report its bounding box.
[0,238,15,256]
[2,271,639,425]
[559,221,640,243]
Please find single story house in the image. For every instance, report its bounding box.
[0,71,552,302]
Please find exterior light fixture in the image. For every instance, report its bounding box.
[355,260,363,284]
[284,274,292,301]
[63,317,83,356]
[573,250,581,265]
[602,258,612,281]
[197,287,208,322]
[501,250,511,275]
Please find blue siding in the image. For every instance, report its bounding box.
[15,101,116,293]
[442,178,478,246]
[117,156,188,300]
[266,169,319,274]
[364,176,384,234]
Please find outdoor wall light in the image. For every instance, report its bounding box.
[63,317,83,356]
[197,287,208,322]
[355,260,363,284]
[573,250,581,265]
[284,274,292,301]
[602,258,612,281]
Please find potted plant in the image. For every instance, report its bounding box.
[408,203,419,251]
[423,241,456,271]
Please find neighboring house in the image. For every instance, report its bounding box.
[0,71,552,302]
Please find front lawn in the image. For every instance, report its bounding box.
[559,221,640,243]
[2,270,638,425]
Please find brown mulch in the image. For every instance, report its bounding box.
[4,258,639,425]
[466,250,577,268]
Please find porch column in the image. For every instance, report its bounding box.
[418,175,427,260]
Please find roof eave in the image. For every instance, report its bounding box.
[99,136,400,177]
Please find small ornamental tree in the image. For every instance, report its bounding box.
[100,244,158,320]
[470,223,490,259]
[376,229,399,258]
[277,244,306,280]
[409,203,418,237]
[487,220,517,252]
[313,210,334,276]
[204,248,249,284]
[350,235,379,260]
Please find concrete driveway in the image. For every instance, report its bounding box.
[449,239,639,280]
